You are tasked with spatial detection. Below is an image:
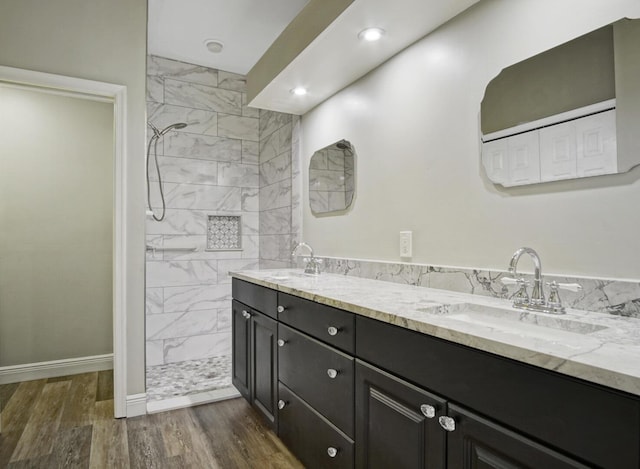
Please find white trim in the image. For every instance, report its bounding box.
[0,65,128,418]
[0,354,113,385]
[146,387,241,414]
[126,393,148,417]
[483,99,616,142]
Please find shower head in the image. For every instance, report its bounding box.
[148,122,188,138]
[336,139,351,151]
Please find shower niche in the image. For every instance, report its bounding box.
[309,139,356,215]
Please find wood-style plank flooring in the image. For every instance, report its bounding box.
[0,371,303,468]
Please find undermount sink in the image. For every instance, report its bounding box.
[418,302,608,335]
[267,271,316,281]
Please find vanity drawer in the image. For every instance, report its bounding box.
[279,382,354,469]
[232,278,277,319]
[278,292,355,353]
[356,315,640,469]
[278,323,354,437]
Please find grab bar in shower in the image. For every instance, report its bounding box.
[145,245,198,252]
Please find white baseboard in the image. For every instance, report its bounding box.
[126,393,148,417]
[146,386,241,414]
[0,354,113,385]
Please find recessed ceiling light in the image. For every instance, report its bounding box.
[358,27,385,42]
[291,87,307,96]
[204,39,224,54]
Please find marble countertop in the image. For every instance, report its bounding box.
[231,269,640,397]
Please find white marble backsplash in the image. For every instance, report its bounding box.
[319,256,640,318]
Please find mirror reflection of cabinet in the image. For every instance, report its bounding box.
[309,139,355,214]
[481,18,639,187]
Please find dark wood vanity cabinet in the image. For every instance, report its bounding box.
[232,279,640,469]
[231,292,278,430]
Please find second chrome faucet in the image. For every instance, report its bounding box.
[502,247,581,314]
[291,242,322,275]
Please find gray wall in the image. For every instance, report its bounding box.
[0,87,113,366]
[300,0,640,279]
[0,0,148,393]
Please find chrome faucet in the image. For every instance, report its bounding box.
[291,242,322,275]
[502,247,582,314]
[508,247,545,306]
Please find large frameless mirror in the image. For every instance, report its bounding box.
[309,139,355,214]
[480,18,640,187]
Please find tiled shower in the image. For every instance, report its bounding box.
[144,56,300,402]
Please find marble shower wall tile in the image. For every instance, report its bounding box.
[164,79,242,115]
[160,184,241,211]
[146,260,218,288]
[150,156,218,185]
[260,207,291,235]
[163,284,232,313]
[218,71,247,92]
[291,116,302,245]
[259,123,292,163]
[242,141,260,165]
[146,56,267,369]
[164,131,241,162]
[259,109,291,141]
[260,152,291,187]
[148,103,218,136]
[319,256,640,317]
[259,179,292,212]
[163,332,232,364]
[148,55,219,87]
[147,310,219,341]
[217,162,259,188]
[218,114,259,141]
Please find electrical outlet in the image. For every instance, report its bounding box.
[400,231,412,257]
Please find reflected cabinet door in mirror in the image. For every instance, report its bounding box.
[480,18,639,187]
[309,139,355,215]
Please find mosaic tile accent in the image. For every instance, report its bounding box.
[207,215,241,250]
[146,355,232,401]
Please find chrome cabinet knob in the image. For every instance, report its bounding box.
[277,305,285,313]
[327,368,338,379]
[327,447,338,458]
[242,310,251,319]
[420,404,436,418]
[438,416,456,432]
[278,400,286,410]
[327,326,338,336]
[277,339,286,347]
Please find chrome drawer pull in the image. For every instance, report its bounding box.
[327,368,338,379]
[278,400,286,410]
[242,310,251,319]
[420,404,436,418]
[438,416,456,432]
[277,305,285,313]
[327,326,339,336]
[277,339,286,347]
[327,447,338,458]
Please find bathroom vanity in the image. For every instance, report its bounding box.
[231,270,640,469]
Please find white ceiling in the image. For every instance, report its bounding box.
[251,0,481,114]
[148,0,309,75]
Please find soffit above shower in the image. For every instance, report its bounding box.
[147,0,310,76]
[247,0,481,115]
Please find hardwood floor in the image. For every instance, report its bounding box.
[0,371,303,468]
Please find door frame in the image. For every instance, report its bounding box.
[0,65,128,417]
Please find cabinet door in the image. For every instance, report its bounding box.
[507,131,540,186]
[481,138,509,185]
[540,120,577,182]
[446,404,590,469]
[355,361,446,469]
[251,311,278,429]
[231,300,250,400]
[576,109,617,177]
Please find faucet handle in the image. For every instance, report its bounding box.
[501,277,529,286]
[557,282,582,293]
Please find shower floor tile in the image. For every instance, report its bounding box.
[146,355,232,401]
